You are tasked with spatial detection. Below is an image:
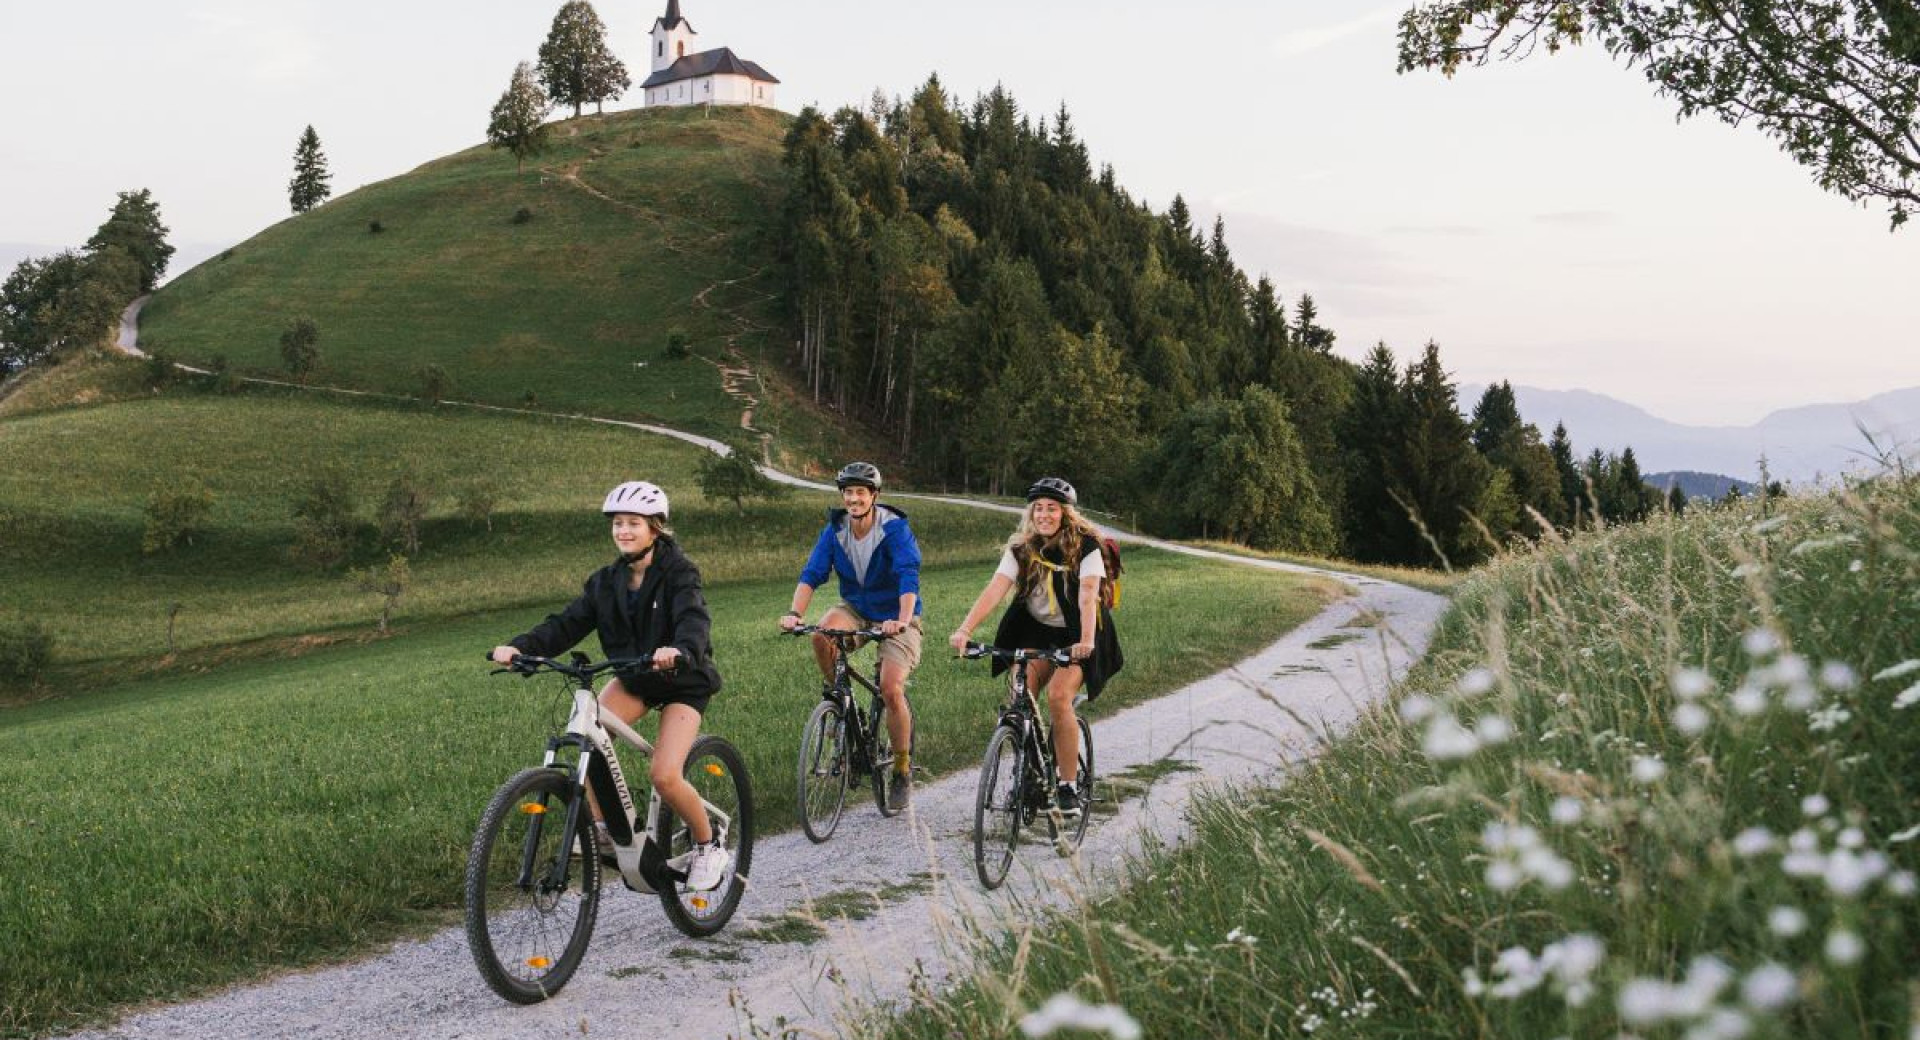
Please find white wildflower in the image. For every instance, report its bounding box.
[1399,694,1436,723]
[1458,667,1496,696]
[1695,1007,1754,1040]
[1461,966,1486,997]
[1732,828,1777,857]
[1730,684,1768,716]
[1672,666,1713,699]
[1819,662,1858,690]
[1823,929,1864,965]
[1893,682,1920,711]
[1766,905,1807,937]
[1837,827,1865,849]
[1801,794,1831,817]
[1808,704,1852,732]
[1751,516,1789,534]
[1019,993,1142,1040]
[1475,935,1605,1006]
[1872,659,1920,682]
[1849,559,1864,572]
[1823,848,1886,897]
[1674,702,1712,736]
[1887,871,1917,897]
[1782,682,1820,710]
[1618,956,1735,1026]
[1225,927,1257,947]
[1743,628,1780,657]
[1771,653,1811,686]
[1423,714,1482,761]
[1485,860,1523,892]
[1632,756,1668,784]
[1550,796,1585,826]
[1738,963,1797,1011]
[1476,715,1514,745]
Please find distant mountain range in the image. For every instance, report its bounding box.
[1460,384,1920,485]
[1645,471,1757,500]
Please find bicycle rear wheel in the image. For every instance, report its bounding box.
[797,698,850,842]
[972,725,1023,889]
[658,735,754,937]
[464,767,600,1004]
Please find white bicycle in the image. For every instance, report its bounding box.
[465,652,754,1003]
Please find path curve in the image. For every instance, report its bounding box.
[70,309,1449,1040]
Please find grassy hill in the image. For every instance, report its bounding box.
[138,106,790,442]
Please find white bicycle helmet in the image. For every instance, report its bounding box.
[601,481,669,517]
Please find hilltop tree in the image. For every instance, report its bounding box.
[1397,0,1920,228]
[536,1,629,119]
[488,62,552,173]
[288,125,332,214]
[85,189,173,292]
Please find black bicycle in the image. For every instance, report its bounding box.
[465,652,754,1003]
[788,624,912,842]
[960,642,1095,889]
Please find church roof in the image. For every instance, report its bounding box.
[652,0,692,33]
[641,47,780,87]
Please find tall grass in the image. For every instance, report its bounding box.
[880,474,1920,1040]
[0,547,1330,1038]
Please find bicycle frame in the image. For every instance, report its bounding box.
[536,681,735,896]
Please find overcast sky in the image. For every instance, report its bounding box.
[2,0,1911,425]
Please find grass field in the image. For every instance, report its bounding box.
[135,106,790,439]
[0,546,1336,1037]
[878,476,1920,1039]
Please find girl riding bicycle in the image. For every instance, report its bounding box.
[948,477,1123,818]
[489,481,731,891]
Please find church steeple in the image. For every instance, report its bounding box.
[650,0,698,73]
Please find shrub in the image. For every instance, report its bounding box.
[206,353,241,394]
[0,619,53,689]
[279,317,320,380]
[368,220,384,234]
[291,469,359,569]
[351,554,411,634]
[697,440,789,514]
[663,328,692,360]
[417,363,451,404]
[141,479,214,554]
[143,348,174,389]
[511,207,533,225]
[456,484,498,531]
[378,472,432,554]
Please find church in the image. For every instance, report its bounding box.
[640,0,780,108]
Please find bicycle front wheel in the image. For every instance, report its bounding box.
[797,698,850,842]
[464,767,600,1004]
[973,725,1023,889]
[1066,715,1094,848]
[870,696,912,816]
[658,735,754,937]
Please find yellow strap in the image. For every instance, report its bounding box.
[1028,556,1070,621]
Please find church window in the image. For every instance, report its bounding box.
[677,41,686,57]
[656,41,663,57]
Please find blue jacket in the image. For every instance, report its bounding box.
[799,504,923,622]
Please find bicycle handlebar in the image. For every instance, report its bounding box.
[959,641,1074,666]
[784,624,892,641]
[483,652,668,681]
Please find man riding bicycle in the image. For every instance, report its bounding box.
[779,462,923,809]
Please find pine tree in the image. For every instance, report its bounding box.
[1340,342,1410,562]
[487,63,552,173]
[1294,293,1335,353]
[536,1,628,119]
[84,189,173,293]
[288,125,332,214]
[1548,422,1586,526]
[1397,341,1494,567]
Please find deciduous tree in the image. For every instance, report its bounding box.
[536,1,629,119]
[85,189,173,292]
[488,62,552,172]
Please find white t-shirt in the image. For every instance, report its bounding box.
[996,545,1106,628]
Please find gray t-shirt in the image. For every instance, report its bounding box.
[843,517,884,585]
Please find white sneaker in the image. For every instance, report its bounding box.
[683,840,732,892]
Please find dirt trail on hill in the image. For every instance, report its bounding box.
[78,306,1448,1040]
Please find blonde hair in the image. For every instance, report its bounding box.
[1006,499,1098,595]
[612,513,675,542]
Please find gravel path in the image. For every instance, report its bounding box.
[80,306,1447,1039]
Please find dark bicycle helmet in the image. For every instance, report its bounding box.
[835,461,882,491]
[1026,477,1077,506]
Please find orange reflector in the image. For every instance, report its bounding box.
[704,763,725,777]
[520,803,547,815]
[690,897,709,910]
[527,956,551,969]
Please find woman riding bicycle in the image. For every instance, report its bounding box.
[948,477,1123,818]
[489,481,731,891]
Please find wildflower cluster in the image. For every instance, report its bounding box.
[1461,934,1604,1006]
[1292,984,1378,1034]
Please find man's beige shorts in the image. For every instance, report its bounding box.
[828,604,924,673]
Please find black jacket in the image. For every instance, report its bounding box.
[992,537,1124,699]
[509,538,722,698]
